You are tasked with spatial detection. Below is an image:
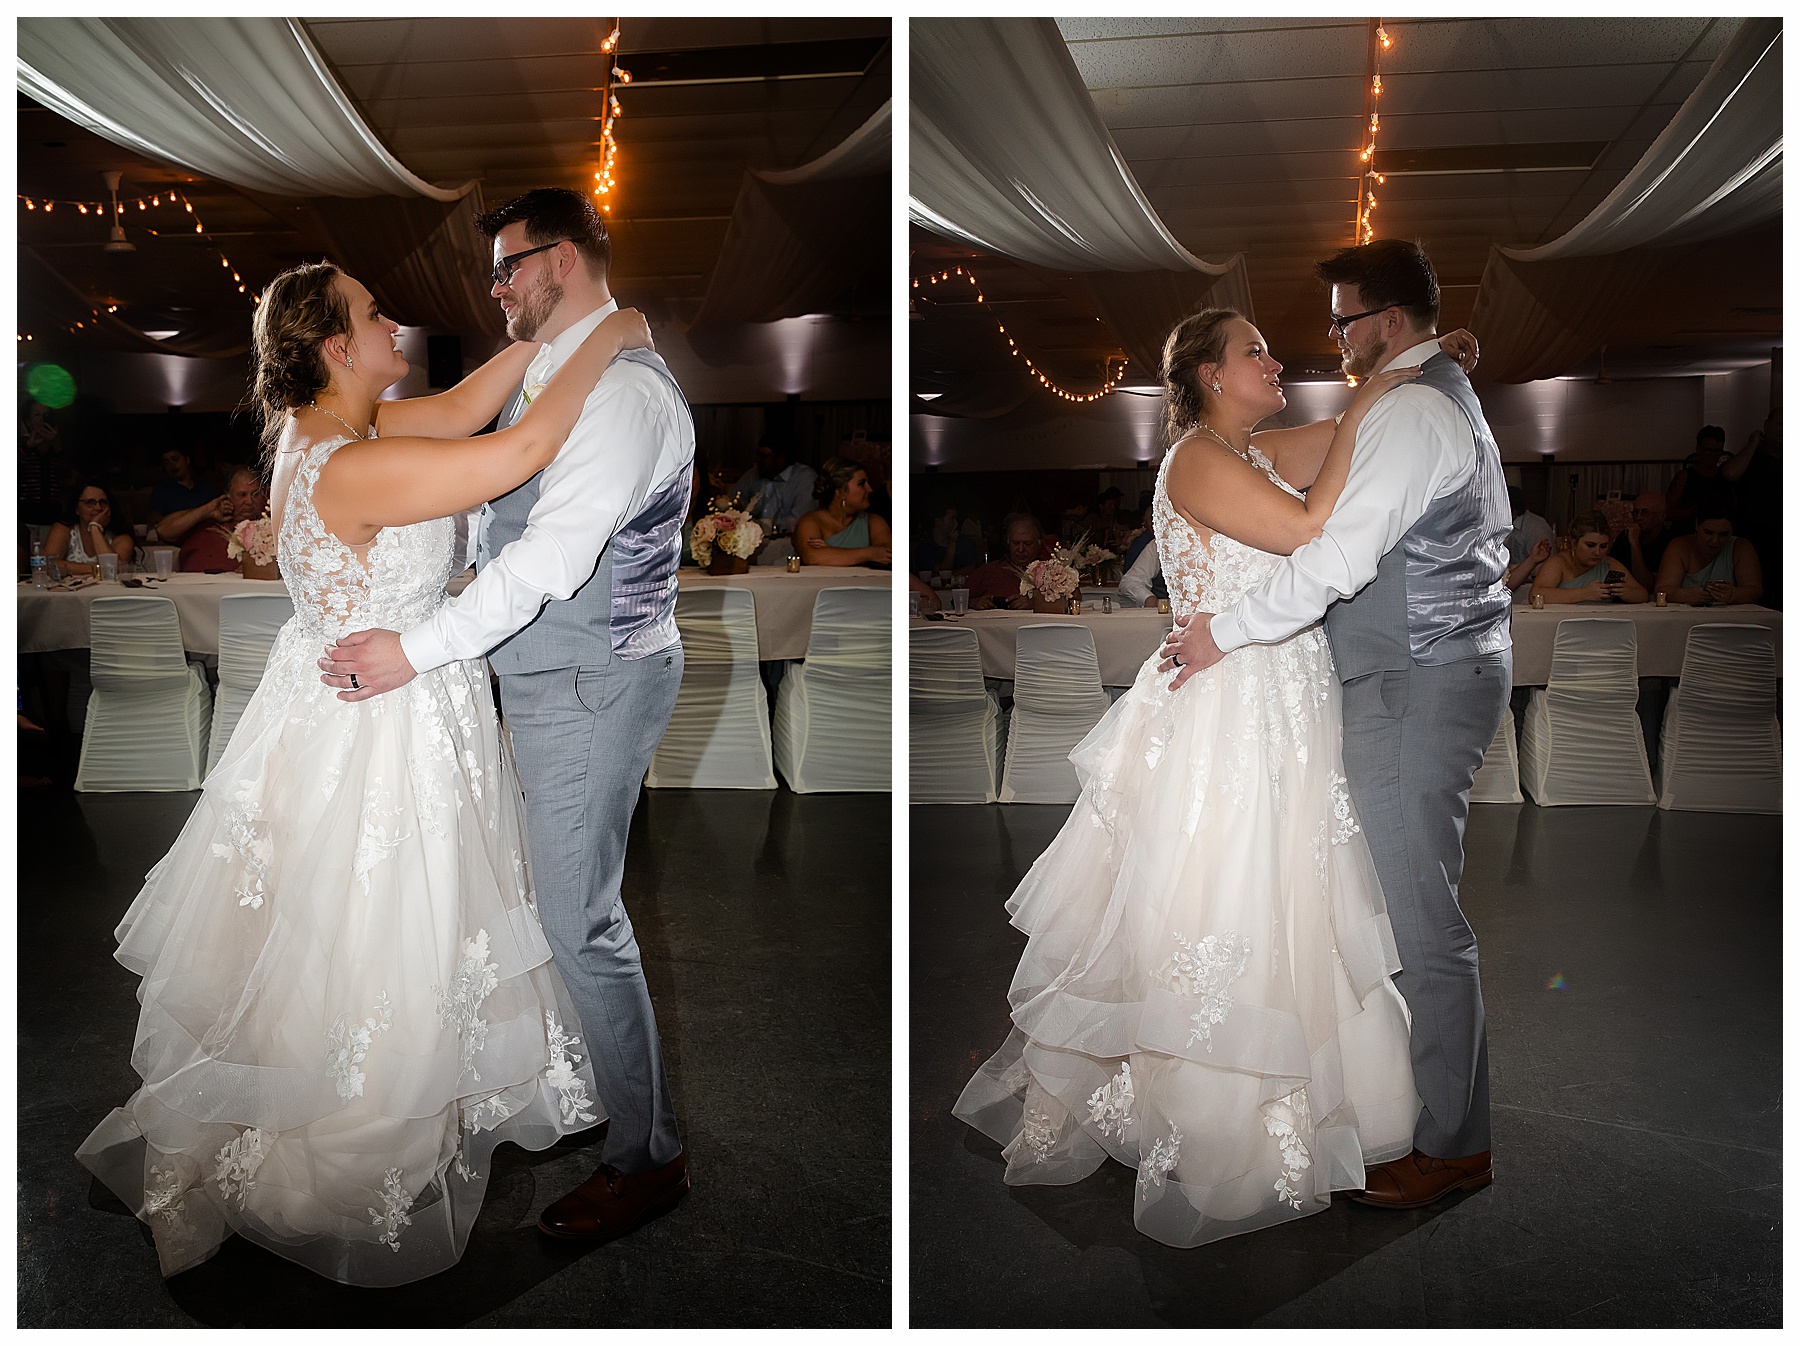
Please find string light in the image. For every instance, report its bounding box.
[1355,19,1392,244]
[592,21,628,214]
[911,265,1128,403]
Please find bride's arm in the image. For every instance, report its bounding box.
[368,340,539,441]
[1167,367,1419,556]
[312,309,651,542]
[1251,328,1479,489]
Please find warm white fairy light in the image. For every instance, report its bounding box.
[592,22,627,214]
[912,265,1128,403]
[1355,20,1392,244]
[20,187,259,311]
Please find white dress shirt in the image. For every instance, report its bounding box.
[1211,338,1476,653]
[733,461,819,533]
[400,300,695,675]
[1118,539,1163,606]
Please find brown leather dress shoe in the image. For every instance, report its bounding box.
[1349,1149,1492,1209]
[536,1152,689,1242]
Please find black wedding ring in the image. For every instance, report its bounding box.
[349,673,360,690]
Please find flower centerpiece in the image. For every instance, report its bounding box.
[228,512,280,579]
[690,495,764,575]
[1060,532,1119,587]
[1020,555,1080,614]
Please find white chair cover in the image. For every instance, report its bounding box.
[999,623,1113,804]
[910,625,999,804]
[1470,704,1523,804]
[647,587,776,789]
[1657,623,1781,813]
[773,587,891,792]
[206,592,294,774]
[76,594,212,792]
[1519,618,1654,806]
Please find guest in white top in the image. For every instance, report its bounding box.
[1117,537,1163,606]
[44,481,135,575]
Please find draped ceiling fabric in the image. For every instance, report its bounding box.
[910,18,1251,407]
[20,247,253,359]
[19,17,498,346]
[1470,18,1781,384]
[687,102,890,367]
[18,18,470,199]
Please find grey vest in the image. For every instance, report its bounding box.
[1323,352,1512,679]
[478,346,694,674]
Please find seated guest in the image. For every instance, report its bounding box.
[1664,426,1727,530]
[733,436,818,535]
[1503,486,1554,601]
[1655,497,1763,606]
[1118,530,1166,607]
[913,501,980,576]
[175,467,266,574]
[794,456,891,567]
[967,514,1044,610]
[147,445,218,532]
[1530,511,1648,605]
[43,482,136,576]
[909,572,942,614]
[1608,491,1674,591]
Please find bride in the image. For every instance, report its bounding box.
[78,261,652,1285]
[955,309,1477,1247]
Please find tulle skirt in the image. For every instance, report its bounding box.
[954,625,1419,1247]
[77,620,604,1286]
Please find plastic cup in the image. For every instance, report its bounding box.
[96,553,118,582]
[154,549,174,580]
[909,591,922,616]
[948,587,969,615]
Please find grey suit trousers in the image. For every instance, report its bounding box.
[1338,650,1509,1159]
[500,647,685,1173]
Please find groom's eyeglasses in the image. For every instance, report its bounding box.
[1328,304,1397,337]
[491,241,572,288]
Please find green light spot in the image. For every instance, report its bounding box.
[25,363,76,409]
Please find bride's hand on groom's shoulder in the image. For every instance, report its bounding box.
[1439,328,1479,373]
[599,306,654,354]
[318,628,416,701]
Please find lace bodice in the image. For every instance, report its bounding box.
[279,435,456,646]
[1152,440,1303,617]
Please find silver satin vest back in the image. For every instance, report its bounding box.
[477,345,694,673]
[1323,352,1512,679]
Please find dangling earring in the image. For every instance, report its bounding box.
[346,355,355,372]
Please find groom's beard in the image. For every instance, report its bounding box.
[1342,333,1392,381]
[506,271,564,342]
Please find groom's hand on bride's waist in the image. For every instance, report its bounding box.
[319,628,416,701]
[1156,612,1224,689]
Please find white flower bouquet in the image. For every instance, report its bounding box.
[691,497,764,568]
[227,513,278,567]
[1020,557,1079,605]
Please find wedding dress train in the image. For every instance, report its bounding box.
[954,442,1420,1247]
[78,435,603,1285]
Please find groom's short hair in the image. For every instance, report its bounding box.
[1315,238,1439,327]
[476,188,611,278]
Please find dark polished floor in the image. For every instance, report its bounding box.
[911,801,1781,1328]
[21,780,890,1328]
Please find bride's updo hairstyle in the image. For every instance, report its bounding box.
[1160,306,1241,445]
[251,261,352,451]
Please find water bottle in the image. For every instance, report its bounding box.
[29,540,48,588]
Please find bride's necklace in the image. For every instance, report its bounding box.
[304,402,373,441]
[1193,422,1249,461]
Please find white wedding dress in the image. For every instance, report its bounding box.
[954,441,1420,1247]
[78,434,604,1286]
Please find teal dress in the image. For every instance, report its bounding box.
[825,514,871,549]
[1681,542,1735,589]
[1558,560,1614,600]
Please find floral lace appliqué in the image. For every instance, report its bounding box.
[353,780,412,892]
[1021,1099,1059,1164]
[213,1128,272,1204]
[1086,1062,1135,1141]
[1136,1123,1183,1197]
[368,1167,414,1252]
[1158,931,1252,1052]
[544,1011,599,1127]
[209,776,271,909]
[436,929,500,1081]
[1264,1088,1314,1210]
[325,992,394,1100]
[1329,771,1361,845]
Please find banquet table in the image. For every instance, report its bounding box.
[915,602,1782,687]
[18,565,890,662]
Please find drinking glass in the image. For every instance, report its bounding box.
[96,553,118,582]
[948,588,969,615]
[154,550,174,581]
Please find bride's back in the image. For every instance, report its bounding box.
[1153,439,1300,617]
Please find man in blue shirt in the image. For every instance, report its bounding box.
[733,438,818,535]
[147,447,218,530]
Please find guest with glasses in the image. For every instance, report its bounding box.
[1607,491,1674,591]
[42,482,135,576]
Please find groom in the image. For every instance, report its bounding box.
[321,187,696,1240]
[1158,238,1511,1208]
